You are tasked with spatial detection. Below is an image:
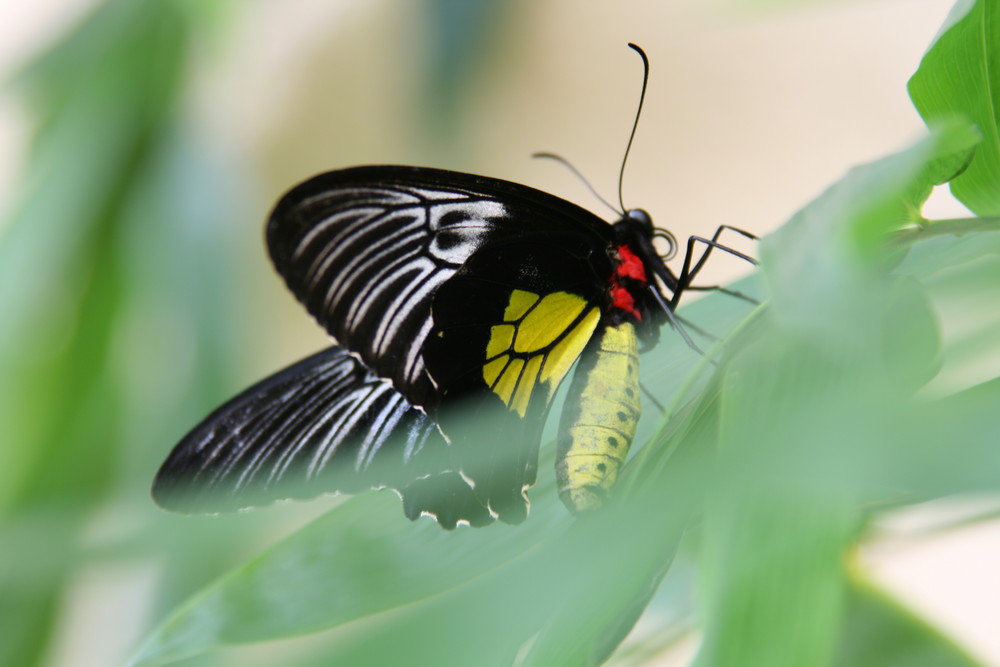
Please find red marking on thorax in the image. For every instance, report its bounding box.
[609,245,646,321]
[611,287,640,319]
[615,245,647,281]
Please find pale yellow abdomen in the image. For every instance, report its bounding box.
[556,321,641,512]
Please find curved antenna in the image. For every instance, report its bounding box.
[532,152,621,216]
[618,43,650,212]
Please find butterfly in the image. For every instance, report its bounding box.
[152,46,755,529]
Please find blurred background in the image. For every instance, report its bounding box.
[0,0,994,665]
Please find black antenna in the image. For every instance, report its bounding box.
[619,43,650,213]
[533,44,651,219]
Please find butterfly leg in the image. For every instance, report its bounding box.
[669,225,759,310]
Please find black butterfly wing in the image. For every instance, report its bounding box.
[152,346,494,527]
[266,166,619,522]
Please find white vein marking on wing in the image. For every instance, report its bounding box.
[354,392,410,471]
[304,208,421,299]
[225,359,348,489]
[296,205,382,270]
[369,263,452,357]
[262,363,361,484]
[293,187,421,258]
[300,195,505,322]
[307,381,394,478]
[403,416,438,463]
[218,387,305,488]
[339,245,432,334]
[412,186,471,200]
[426,200,506,261]
[403,315,434,385]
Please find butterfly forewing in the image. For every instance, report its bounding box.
[269,170,500,406]
[266,166,616,411]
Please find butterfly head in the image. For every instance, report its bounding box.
[625,208,653,232]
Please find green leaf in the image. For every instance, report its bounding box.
[908,0,1000,215]
[130,489,548,665]
[688,125,996,667]
[898,228,1000,394]
[0,2,192,664]
[0,0,188,513]
[696,493,857,667]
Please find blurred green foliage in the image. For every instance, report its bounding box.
[0,1,251,664]
[2,0,999,666]
[2,2,188,664]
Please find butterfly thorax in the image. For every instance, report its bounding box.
[608,210,670,345]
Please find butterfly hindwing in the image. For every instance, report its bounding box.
[153,346,471,516]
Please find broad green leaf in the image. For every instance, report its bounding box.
[690,124,993,667]
[900,229,1000,395]
[696,492,857,667]
[130,480,556,665]
[909,0,1000,215]
[0,0,187,513]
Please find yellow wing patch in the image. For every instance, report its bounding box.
[513,292,588,352]
[483,289,600,417]
[503,290,539,320]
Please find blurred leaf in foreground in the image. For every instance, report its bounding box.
[0,1,255,665]
[694,118,990,666]
[0,2,190,665]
